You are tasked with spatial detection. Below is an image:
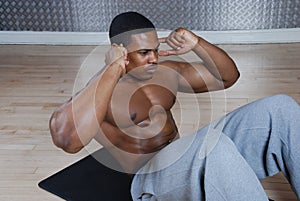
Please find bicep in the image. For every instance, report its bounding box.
[178,62,224,93]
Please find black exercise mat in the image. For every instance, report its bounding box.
[38,148,133,201]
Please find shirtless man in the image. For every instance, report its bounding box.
[49,11,239,172]
[49,12,300,200]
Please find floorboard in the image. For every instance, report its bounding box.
[0,43,299,200]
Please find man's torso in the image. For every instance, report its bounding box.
[99,64,181,171]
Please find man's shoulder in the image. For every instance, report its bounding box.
[159,60,180,67]
[159,60,187,72]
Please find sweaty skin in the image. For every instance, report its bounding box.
[49,28,239,172]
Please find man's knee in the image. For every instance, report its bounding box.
[269,94,296,104]
[263,94,298,111]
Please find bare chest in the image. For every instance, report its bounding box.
[106,74,178,127]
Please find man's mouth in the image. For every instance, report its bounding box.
[144,65,158,73]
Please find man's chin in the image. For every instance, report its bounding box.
[126,72,154,81]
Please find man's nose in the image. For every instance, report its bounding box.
[148,50,158,63]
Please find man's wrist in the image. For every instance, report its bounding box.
[192,36,201,51]
[106,61,125,79]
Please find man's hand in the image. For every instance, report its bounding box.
[105,43,129,77]
[159,27,199,56]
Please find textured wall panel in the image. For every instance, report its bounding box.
[0,0,300,32]
[0,0,75,31]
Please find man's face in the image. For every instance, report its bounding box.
[125,30,160,81]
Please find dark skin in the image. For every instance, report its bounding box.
[49,28,239,172]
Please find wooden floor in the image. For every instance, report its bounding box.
[0,43,299,201]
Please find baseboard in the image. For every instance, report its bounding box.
[0,31,110,45]
[0,28,300,45]
[194,28,300,44]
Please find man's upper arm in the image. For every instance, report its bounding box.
[162,60,224,93]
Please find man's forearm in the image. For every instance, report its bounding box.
[192,37,239,87]
[49,62,122,152]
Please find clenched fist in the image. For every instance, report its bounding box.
[159,27,199,56]
[105,43,129,77]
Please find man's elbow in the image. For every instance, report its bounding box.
[49,111,83,154]
[224,69,240,89]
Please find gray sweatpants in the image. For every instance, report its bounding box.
[131,94,300,201]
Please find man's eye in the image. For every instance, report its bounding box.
[139,51,148,55]
[138,49,158,55]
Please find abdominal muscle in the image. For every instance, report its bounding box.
[99,111,179,172]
